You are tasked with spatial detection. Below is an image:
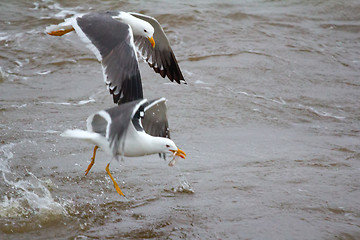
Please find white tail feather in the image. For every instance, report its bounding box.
[61,129,97,140]
[60,129,111,155]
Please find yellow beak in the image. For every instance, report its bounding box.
[170,148,186,159]
[148,36,155,48]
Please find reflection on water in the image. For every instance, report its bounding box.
[1,0,360,239]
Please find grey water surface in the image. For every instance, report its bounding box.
[1,0,360,239]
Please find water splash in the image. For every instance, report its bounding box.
[0,170,66,218]
[0,143,14,173]
[171,178,194,194]
[171,167,195,194]
[0,142,68,233]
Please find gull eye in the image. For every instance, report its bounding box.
[166,144,170,148]
[144,29,147,33]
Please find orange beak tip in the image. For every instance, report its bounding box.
[170,149,186,159]
[148,36,155,48]
[176,150,186,159]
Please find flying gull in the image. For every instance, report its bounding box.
[46,11,186,104]
[61,98,186,196]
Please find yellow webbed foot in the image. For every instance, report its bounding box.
[105,163,125,196]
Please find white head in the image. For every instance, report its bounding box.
[155,137,186,159]
[116,12,155,47]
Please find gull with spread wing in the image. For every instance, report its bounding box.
[46,11,186,104]
[61,98,186,196]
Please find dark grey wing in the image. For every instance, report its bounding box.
[75,12,143,104]
[86,112,108,137]
[129,13,186,84]
[141,97,170,139]
[105,99,146,155]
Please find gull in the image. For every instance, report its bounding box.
[61,98,186,196]
[46,11,186,104]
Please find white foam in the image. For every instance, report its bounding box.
[0,32,9,41]
[11,103,27,109]
[37,70,52,75]
[40,101,71,106]
[298,104,345,120]
[54,9,78,19]
[77,98,95,105]
[40,97,95,106]
[0,66,9,81]
[195,80,206,84]
[0,143,15,173]
[236,90,287,105]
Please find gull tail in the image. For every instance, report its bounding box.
[61,129,110,154]
[61,129,97,141]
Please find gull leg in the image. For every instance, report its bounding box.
[105,163,125,196]
[85,145,98,176]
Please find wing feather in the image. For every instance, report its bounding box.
[105,99,146,155]
[141,98,170,139]
[129,13,186,84]
[75,12,143,104]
